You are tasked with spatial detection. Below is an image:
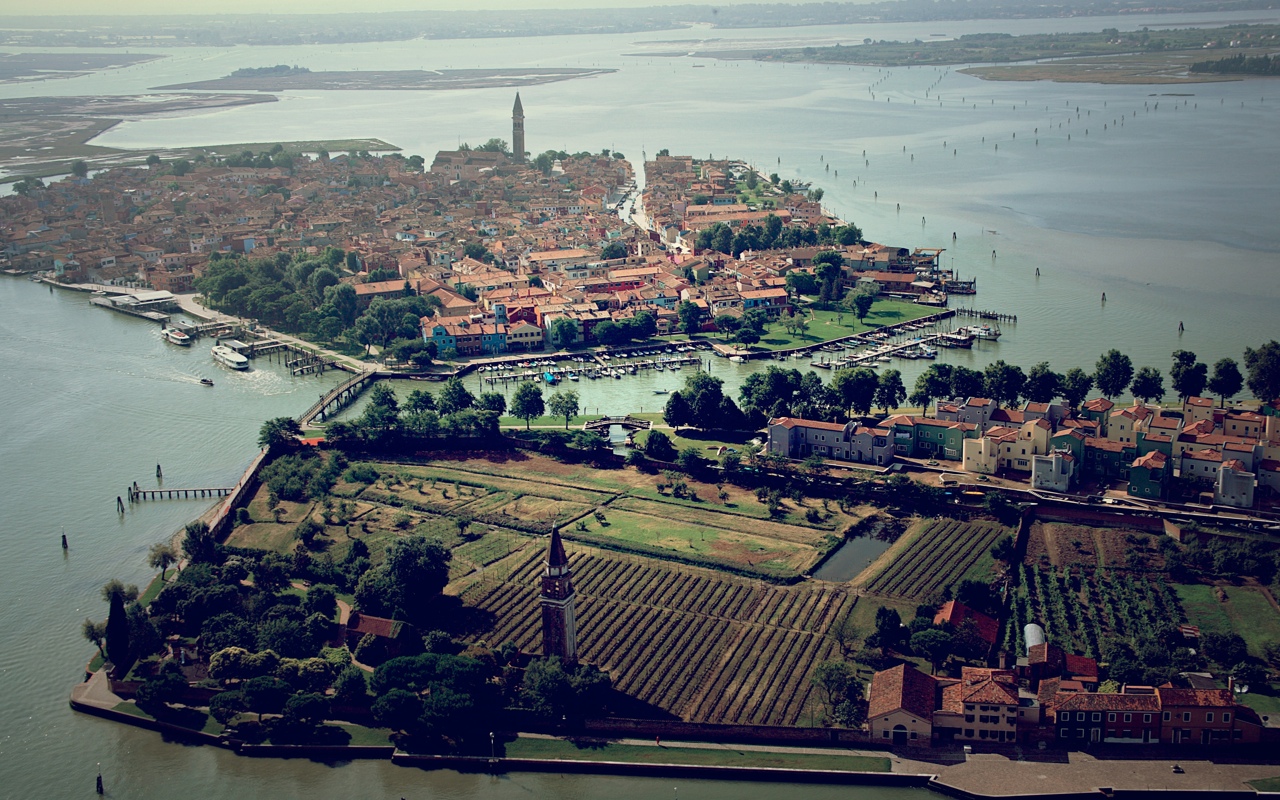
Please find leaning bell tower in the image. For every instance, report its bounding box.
[540,527,577,662]
[512,93,526,163]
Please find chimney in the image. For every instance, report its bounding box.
[1228,675,1235,693]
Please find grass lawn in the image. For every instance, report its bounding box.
[749,301,934,352]
[572,508,815,574]
[1175,583,1280,658]
[504,737,890,772]
[635,426,760,455]
[332,723,393,747]
[138,574,167,606]
[1236,684,1280,718]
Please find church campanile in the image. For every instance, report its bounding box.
[512,92,526,163]
[540,527,577,662]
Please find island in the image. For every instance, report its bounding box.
[10,93,1278,794]
[654,24,1280,84]
[152,67,617,92]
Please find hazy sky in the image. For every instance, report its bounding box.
[4,0,847,15]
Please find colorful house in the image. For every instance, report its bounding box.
[1128,451,1171,500]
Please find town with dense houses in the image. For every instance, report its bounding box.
[15,93,1280,791]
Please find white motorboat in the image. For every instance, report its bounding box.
[211,344,249,370]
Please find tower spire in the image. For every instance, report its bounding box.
[540,527,576,662]
[512,92,526,163]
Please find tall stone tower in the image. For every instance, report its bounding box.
[512,92,525,163]
[540,527,577,662]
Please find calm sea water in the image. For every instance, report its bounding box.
[1,11,1278,797]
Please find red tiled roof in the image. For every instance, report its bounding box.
[1055,691,1159,713]
[1132,451,1167,470]
[1083,398,1115,412]
[940,667,1017,713]
[935,600,1000,645]
[1157,688,1234,708]
[868,663,937,722]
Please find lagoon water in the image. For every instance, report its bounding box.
[1,11,1278,798]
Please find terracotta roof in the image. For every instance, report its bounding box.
[1083,398,1115,412]
[769,416,849,432]
[868,663,937,722]
[1186,396,1214,408]
[1132,451,1168,470]
[347,612,404,639]
[1054,692,1159,713]
[1157,688,1235,708]
[935,600,1000,645]
[940,667,1018,713]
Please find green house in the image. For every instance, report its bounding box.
[1082,437,1135,482]
[1128,451,1171,500]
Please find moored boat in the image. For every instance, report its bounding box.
[211,344,249,370]
[164,328,192,346]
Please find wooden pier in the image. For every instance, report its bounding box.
[129,486,233,502]
[954,307,1017,323]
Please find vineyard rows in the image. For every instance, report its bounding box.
[865,519,1006,599]
[460,547,855,725]
[1002,563,1186,658]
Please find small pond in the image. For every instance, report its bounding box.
[811,521,897,582]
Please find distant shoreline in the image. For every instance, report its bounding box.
[152,67,617,93]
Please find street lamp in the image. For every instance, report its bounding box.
[490,731,495,759]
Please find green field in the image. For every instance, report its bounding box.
[572,507,817,574]
[1175,583,1280,658]
[503,736,890,771]
[751,302,935,352]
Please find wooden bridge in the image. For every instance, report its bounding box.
[584,415,652,432]
[129,486,233,502]
[299,369,380,427]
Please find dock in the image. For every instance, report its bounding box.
[954,307,1017,323]
[89,294,171,323]
[129,486,233,502]
[299,369,381,427]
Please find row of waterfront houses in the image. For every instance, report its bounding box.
[767,395,1280,509]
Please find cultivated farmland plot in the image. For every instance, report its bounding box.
[864,519,1008,599]
[458,544,856,725]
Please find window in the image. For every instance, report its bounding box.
[1163,712,1171,722]
[1144,714,1152,723]
[1076,729,1085,738]
[964,729,974,738]
[1092,712,1102,722]
[1124,713,1132,723]
[1108,713,1116,722]
[1060,712,1071,722]
[1223,713,1231,722]
[910,732,918,740]
[1183,712,1191,722]
[882,731,889,739]
[1205,713,1214,723]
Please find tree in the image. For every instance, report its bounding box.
[385,536,451,620]
[909,364,953,417]
[990,535,1018,566]
[242,675,291,721]
[145,153,161,167]
[1169,350,1208,401]
[522,656,611,721]
[282,692,331,730]
[601,241,627,260]
[136,661,188,708]
[676,446,705,473]
[1208,358,1243,407]
[785,271,818,297]
[851,292,875,323]
[101,579,140,605]
[549,317,578,349]
[147,542,179,581]
[475,137,510,154]
[1094,349,1134,399]
[871,606,902,657]
[874,369,906,414]
[258,416,303,449]
[810,661,863,726]
[1060,367,1094,409]
[734,328,760,346]
[82,618,107,656]
[548,389,580,429]
[70,159,89,178]
[830,367,879,417]
[1243,341,1280,402]
[677,300,704,335]
[663,390,691,430]
[910,628,954,674]
[1023,362,1061,404]
[474,391,506,416]
[644,430,676,461]
[510,382,545,430]
[105,592,131,669]
[983,360,1025,408]
[209,690,247,724]
[437,376,474,415]
[1130,366,1165,404]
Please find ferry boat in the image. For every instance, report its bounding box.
[211,344,249,370]
[958,324,1001,340]
[163,328,192,346]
